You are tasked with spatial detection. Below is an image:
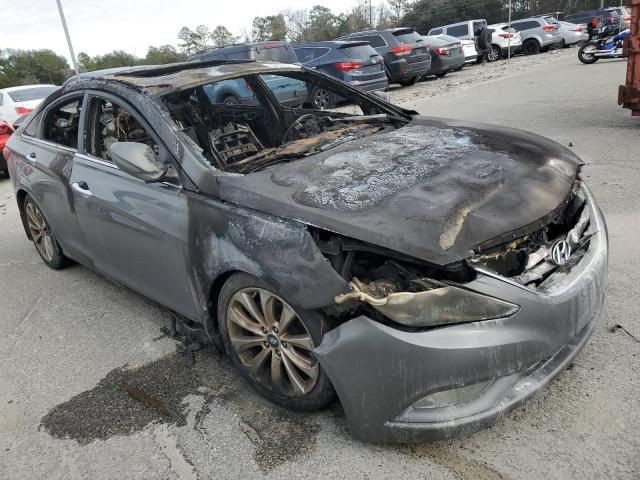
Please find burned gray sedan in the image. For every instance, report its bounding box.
[4,60,607,443]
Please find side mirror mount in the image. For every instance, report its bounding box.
[371,90,391,103]
[109,142,167,182]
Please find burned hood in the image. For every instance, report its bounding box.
[217,116,582,265]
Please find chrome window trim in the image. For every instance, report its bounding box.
[20,135,77,154]
[75,152,118,169]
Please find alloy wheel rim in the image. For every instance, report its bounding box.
[313,89,330,110]
[488,48,499,61]
[25,202,54,262]
[226,288,319,397]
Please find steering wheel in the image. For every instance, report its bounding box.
[281,113,317,144]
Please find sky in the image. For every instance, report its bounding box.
[2,0,353,64]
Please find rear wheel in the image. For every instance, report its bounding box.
[23,195,69,269]
[578,42,600,64]
[310,86,335,110]
[221,95,240,105]
[523,39,541,55]
[218,273,335,411]
[487,45,501,62]
[398,76,419,86]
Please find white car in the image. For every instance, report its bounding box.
[460,39,478,63]
[0,85,58,125]
[557,21,589,47]
[487,24,524,61]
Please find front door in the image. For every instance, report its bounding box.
[69,92,200,320]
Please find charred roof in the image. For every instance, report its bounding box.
[65,60,303,96]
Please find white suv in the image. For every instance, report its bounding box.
[487,24,524,61]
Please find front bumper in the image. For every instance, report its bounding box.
[314,186,607,443]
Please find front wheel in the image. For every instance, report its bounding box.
[578,42,600,64]
[218,273,335,411]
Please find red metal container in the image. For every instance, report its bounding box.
[619,0,640,116]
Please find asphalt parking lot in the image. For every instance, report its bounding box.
[1,52,639,479]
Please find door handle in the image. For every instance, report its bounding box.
[71,181,92,197]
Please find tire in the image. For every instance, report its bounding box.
[310,87,335,110]
[560,39,567,49]
[397,76,419,86]
[435,71,447,78]
[487,45,501,62]
[523,39,541,55]
[217,272,335,411]
[221,95,240,105]
[23,194,69,269]
[578,42,600,64]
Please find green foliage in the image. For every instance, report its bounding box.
[211,25,238,47]
[178,25,212,55]
[0,49,70,88]
[252,14,288,41]
[144,45,188,65]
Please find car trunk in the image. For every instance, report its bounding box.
[392,29,431,70]
[217,116,582,266]
[337,43,385,81]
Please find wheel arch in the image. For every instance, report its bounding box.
[204,268,243,346]
[16,188,33,240]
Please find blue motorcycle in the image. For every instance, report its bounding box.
[578,28,631,64]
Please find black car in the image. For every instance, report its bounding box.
[190,41,299,64]
[4,60,607,443]
[423,35,466,78]
[337,28,431,86]
[294,41,388,109]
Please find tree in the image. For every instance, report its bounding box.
[252,14,287,41]
[307,5,340,41]
[211,25,238,47]
[0,49,70,88]
[92,50,138,70]
[178,25,212,54]
[144,45,188,65]
[284,9,310,43]
[388,0,409,25]
[77,52,96,72]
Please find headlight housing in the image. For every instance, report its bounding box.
[336,281,519,328]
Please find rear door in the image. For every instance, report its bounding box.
[261,75,307,106]
[12,93,92,263]
[69,91,200,319]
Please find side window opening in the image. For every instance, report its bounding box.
[42,97,83,149]
[24,111,43,137]
[88,98,158,163]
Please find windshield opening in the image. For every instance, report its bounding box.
[161,70,408,174]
